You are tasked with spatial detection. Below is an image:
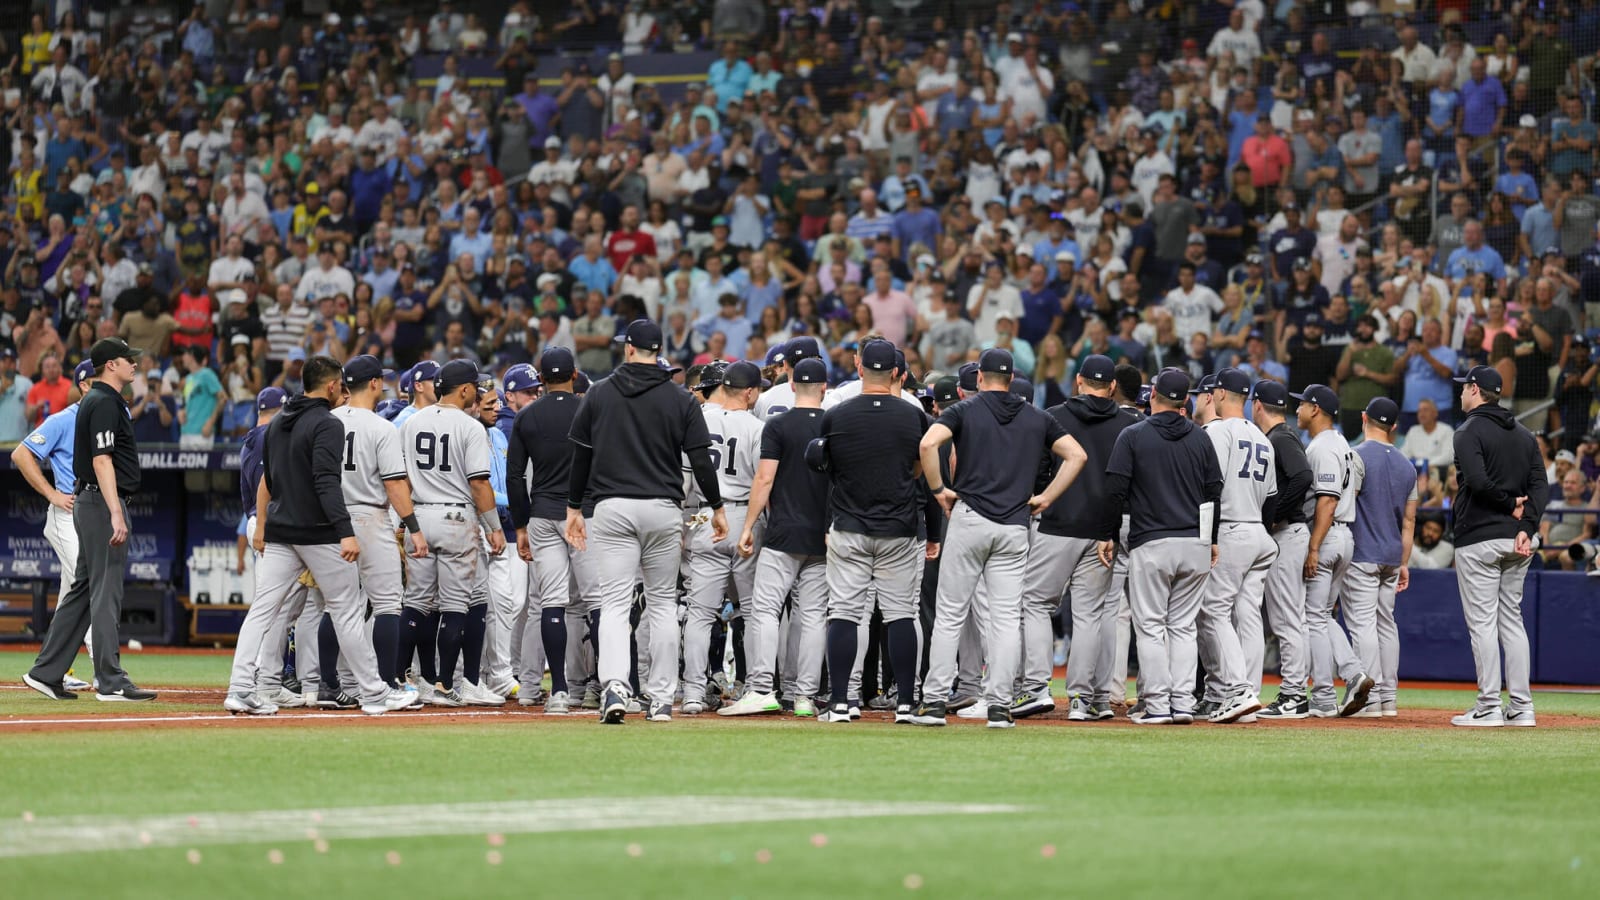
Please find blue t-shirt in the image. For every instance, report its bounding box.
[1402,345,1458,413]
[1521,203,1558,257]
[21,403,79,495]
[1459,77,1506,137]
[1495,172,1539,220]
[1444,245,1507,281]
[1018,287,1061,346]
[1552,119,1598,175]
[1351,440,1419,566]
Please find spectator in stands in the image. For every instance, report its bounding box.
[178,345,224,450]
[1403,398,1456,472]
[1409,515,1456,570]
[1398,318,1460,430]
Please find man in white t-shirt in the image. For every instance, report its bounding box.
[967,261,1024,345]
[1000,46,1054,127]
[1163,260,1224,340]
[294,247,356,303]
[1131,130,1175,209]
[1314,215,1366,297]
[1207,9,1262,71]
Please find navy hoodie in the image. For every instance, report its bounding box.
[937,390,1068,527]
[1452,402,1549,547]
[261,395,353,545]
[568,362,722,508]
[1104,410,1223,549]
[1037,394,1140,540]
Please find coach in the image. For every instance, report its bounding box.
[567,319,727,724]
[1450,366,1548,728]
[24,338,156,703]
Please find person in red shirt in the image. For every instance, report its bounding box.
[605,205,657,273]
[170,270,216,353]
[1240,115,1293,191]
[24,353,70,425]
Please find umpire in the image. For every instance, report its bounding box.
[25,338,156,703]
[566,319,727,725]
[1450,366,1548,727]
[1102,369,1223,725]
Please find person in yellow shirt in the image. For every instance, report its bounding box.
[20,15,52,76]
[290,182,329,251]
[12,147,44,219]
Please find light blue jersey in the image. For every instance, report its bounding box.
[21,403,80,495]
[392,403,420,430]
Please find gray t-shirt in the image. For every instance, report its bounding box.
[1151,197,1199,262]
[923,317,979,370]
[1429,214,1466,266]
[1339,130,1383,194]
[1558,193,1600,257]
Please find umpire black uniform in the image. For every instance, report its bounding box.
[25,338,156,702]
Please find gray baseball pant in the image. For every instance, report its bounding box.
[921,503,1029,710]
[231,543,385,705]
[1306,524,1364,709]
[28,491,131,692]
[826,531,921,624]
[294,586,325,692]
[778,601,802,699]
[1127,537,1211,717]
[955,602,987,699]
[253,582,306,693]
[404,506,481,614]
[481,533,529,693]
[1375,576,1399,706]
[1022,528,1113,702]
[1199,522,1277,703]
[1342,561,1397,709]
[746,548,827,696]
[1263,524,1310,698]
[682,504,760,703]
[1454,540,1534,712]
[590,498,683,702]
[521,516,594,695]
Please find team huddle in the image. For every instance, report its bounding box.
[17,326,1544,727]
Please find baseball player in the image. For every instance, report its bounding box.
[811,340,941,725]
[482,364,540,700]
[754,338,835,419]
[380,368,411,421]
[1449,366,1547,727]
[510,349,592,716]
[1295,384,1376,718]
[1194,367,1276,724]
[238,387,306,708]
[1107,364,1146,709]
[391,359,440,430]
[230,355,410,716]
[397,359,505,707]
[1250,381,1316,719]
[25,338,157,704]
[12,360,98,693]
[1102,369,1222,725]
[680,361,767,714]
[725,356,833,717]
[333,355,430,695]
[565,319,727,724]
[1019,354,1138,721]
[1344,397,1417,718]
[914,348,1086,729]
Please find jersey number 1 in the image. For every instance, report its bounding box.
[343,432,356,472]
[415,432,452,472]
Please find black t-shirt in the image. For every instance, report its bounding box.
[820,393,931,538]
[936,391,1068,527]
[76,380,139,495]
[1267,422,1312,526]
[509,391,586,524]
[1285,341,1342,393]
[759,406,829,555]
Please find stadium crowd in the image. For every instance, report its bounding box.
[1,0,1599,570]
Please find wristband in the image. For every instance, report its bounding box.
[478,510,500,533]
[928,483,946,493]
[401,514,420,534]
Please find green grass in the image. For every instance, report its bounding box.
[4,650,1599,898]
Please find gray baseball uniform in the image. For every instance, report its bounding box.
[332,405,408,617]
[1304,428,1367,711]
[1198,416,1278,705]
[401,405,492,615]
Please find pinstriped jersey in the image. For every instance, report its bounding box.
[1203,416,1278,523]
[400,404,491,505]
[332,405,406,508]
[1305,428,1359,524]
[700,405,764,502]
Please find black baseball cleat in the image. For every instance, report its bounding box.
[910,700,947,727]
[986,704,1016,729]
[1339,674,1376,718]
[23,673,77,701]
[96,685,157,702]
[317,689,358,709]
[600,683,629,724]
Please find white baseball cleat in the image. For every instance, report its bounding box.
[955,702,989,720]
[1450,707,1505,727]
[1209,692,1263,724]
[717,691,781,716]
[1504,708,1537,727]
[544,691,571,715]
[224,692,277,716]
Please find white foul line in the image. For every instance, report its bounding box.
[0,797,1021,858]
[0,710,527,726]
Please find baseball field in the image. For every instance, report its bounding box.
[3,648,1598,899]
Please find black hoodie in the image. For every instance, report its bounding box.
[567,362,722,509]
[1105,409,1223,549]
[1038,394,1141,540]
[936,390,1068,527]
[1451,402,1549,547]
[262,395,353,545]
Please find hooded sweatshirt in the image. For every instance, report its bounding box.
[567,362,722,508]
[1451,402,1549,547]
[935,389,1068,527]
[262,394,353,545]
[1104,409,1224,549]
[1038,394,1141,539]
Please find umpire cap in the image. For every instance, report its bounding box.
[89,337,142,367]
[435,359,482,393]
[342,354,384,386]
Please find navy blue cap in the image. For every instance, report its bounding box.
[1291,383,1340,416]
[860,339,897,371]
[539,347,576,380]
[793,357,827,384]
[1188,373,1218,395]
[410,359,442,389]
[1152,369,1190,402]
[722,361,769,389]
[1365,396,1400,427]
[256,386,286,412]
[72,360,95,384]
[574,371,591,393]
[1250,380,1288,408]
[783,336,822,362]
[1453,365,1503,394]
[804,436,829,473]
[614,318,663,352]
[1214,367,1252,395]
[435,359,482,392]
[399,368,414,394]
[765,342,788,366]
[503,363,540,392]
[1009,376,1033,400]
[979,348,1014,374]
[957,362,980,393]
[1078,354,1116,383]
[342,354,384,385]
[932,375,960,404]
[1302,312,1323,327]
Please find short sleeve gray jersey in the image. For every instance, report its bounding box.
[1305,428,1359,523]
[401,404,491,505]
[701,405,765,501]
[1203,416,1278,522]
[332,405,407,508]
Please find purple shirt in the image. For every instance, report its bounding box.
[517,92,560,144]
[1459,76,1506,138]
